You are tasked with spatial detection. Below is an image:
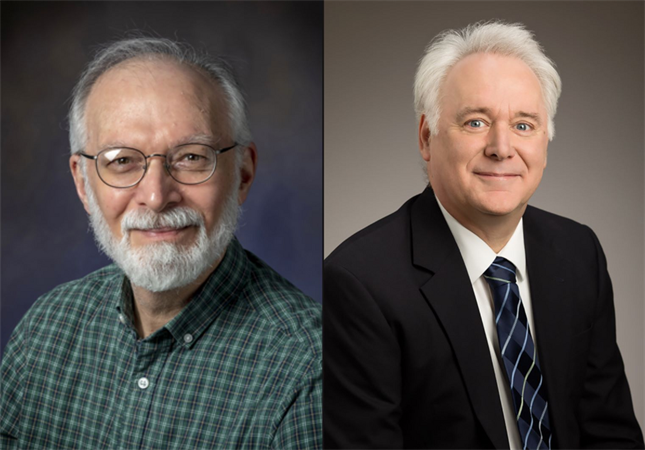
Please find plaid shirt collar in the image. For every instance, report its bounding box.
[114,237,249,347]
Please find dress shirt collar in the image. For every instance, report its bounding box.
[435,195,526,283]
[115,236,249,347]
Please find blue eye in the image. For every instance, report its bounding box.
[467,120,483,128]
[516,123,531,131]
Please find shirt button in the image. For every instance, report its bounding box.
[137,377,149,390]
[118,314,126,324]
[183,333,193,344]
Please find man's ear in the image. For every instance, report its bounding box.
[236,142,257,205]
[70,154,91,215]
[418,114,432,162]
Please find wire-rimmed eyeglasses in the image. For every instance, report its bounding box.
[79,143,237,188]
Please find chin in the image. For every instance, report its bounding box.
[474,194,524,217]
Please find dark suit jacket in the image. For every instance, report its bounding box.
[324,188,643,449]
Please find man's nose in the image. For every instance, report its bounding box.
[133,157,182,212]
[484,123,514,160]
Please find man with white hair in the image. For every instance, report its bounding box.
[324,21,643,449]
[1,38,321,449]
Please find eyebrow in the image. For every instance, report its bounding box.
[169,134,219,147]
[99,141,131,150]
[514,111,542,125]
[455,107,542,125]
[99,134,219,151]
[455,107,492,124]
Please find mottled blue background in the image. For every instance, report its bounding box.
[1,1,323,354]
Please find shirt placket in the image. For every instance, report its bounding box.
[120,334,173,449]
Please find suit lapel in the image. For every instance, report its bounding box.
[411,189,509,449]
[524,209,573,447]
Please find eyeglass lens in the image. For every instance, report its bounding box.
[96,145,217,187]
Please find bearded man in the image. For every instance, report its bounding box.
[1,38,321,449]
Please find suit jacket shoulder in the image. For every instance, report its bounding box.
[326,194,417,271]
[524,205,598,261]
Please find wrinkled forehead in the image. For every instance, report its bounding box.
[85,58,231,148]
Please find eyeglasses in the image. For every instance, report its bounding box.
[79,143,237,188]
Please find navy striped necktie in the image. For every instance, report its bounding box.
[484,257,552,450]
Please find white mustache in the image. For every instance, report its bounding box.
[121,207,204,233]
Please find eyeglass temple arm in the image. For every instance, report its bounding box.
[214,143,238,155]
[78,152,98,160]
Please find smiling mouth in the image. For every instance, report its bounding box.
[475,172,520,179]
[132,226,192,239]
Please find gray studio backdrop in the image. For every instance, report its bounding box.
[1,1,322,355]
[325,1,644,428]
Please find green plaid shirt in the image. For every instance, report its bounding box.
[1,238,321,449]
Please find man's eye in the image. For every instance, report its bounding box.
[184,154,202,161]
[515,123,531,131]
[467,120,484,128]
[106,157,133,166]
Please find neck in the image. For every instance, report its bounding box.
[130,252,225,338]
[468,218,519,253]
[444,204,524,253]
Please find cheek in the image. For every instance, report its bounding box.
[441,135,481,172]
[188,186,230,229]
[525,143,548,171]
[95,188,132,224]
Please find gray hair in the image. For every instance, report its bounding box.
[69,37,252,160]
[414,21,562,140]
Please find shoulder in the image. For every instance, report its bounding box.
[524,204,590,234]
[524,205,603,265]
[2,265,123,382]
[241,250,322,363]
[326,194,419,272]
[524,205,599,244]
[17,265,123,334]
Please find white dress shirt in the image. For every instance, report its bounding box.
[436,196,538,450]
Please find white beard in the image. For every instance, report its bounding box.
[84,178,240,293]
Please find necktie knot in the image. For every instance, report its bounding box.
[484,256,517,285]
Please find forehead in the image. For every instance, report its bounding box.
[440,53,545,116]
[84,58,230,147]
